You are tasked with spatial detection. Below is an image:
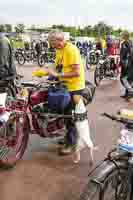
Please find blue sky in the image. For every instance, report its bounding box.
[0,0,133,30]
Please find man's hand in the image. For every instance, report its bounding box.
[44,67,58,77]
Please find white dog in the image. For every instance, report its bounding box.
[73,99,97,164]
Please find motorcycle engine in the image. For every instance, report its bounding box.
[32,103,65,137]
[32,103,49,129]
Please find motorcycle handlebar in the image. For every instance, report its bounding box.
[21,80,64,89]
[102,112,133,125]
[102,113,119,121]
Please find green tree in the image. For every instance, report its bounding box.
[112,28,122,37]
[93,22,113,38]
[83,25,92,36]
[51,24,65,31]
[5,24,12,32]
[28,24,36,31]
[0,24,5,32]
[15,24,25,33]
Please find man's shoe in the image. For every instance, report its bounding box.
[120,94,128,98]
[59,146,74,156]
[58,138,65,145]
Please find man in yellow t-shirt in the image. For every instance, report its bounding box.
[45,31,86,157]
[48,33,85,92]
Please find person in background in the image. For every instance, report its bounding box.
[96,38,102,52]
[0,33,16,81]
[120,31,132,98]
[106,36,113,56]
[88,41,93,51]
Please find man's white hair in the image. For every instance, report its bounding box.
[48,30,65,41]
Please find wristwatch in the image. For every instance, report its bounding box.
[58,72,64,77]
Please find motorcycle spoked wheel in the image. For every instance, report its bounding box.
[17,54,25,65]
[94,64,104,86]
[38,55,46,67]
[0,114,29,169]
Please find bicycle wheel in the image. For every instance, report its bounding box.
[80,166,128,200]
[102,168,128,200]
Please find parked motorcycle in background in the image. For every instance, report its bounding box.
[86,49,101,69]
[38,49,55,67]
[94,54,120,86]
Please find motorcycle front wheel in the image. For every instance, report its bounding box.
[17,54,25,65]
[0,115,29,169]
[38,54,46,67]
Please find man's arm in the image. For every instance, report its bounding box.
[44,64,80,78]
[59,64,80,78]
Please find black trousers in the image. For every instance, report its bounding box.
[64,89,84,147]
[120,60,133,94]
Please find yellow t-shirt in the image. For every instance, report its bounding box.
[55,42,85,92]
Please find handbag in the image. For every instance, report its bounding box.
[48,84,71,113]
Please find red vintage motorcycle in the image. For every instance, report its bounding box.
[0,76,95,169]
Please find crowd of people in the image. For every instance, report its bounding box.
[75,36,120,57]
[120,31,133,98]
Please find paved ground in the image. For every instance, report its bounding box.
[0,63,132,200]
